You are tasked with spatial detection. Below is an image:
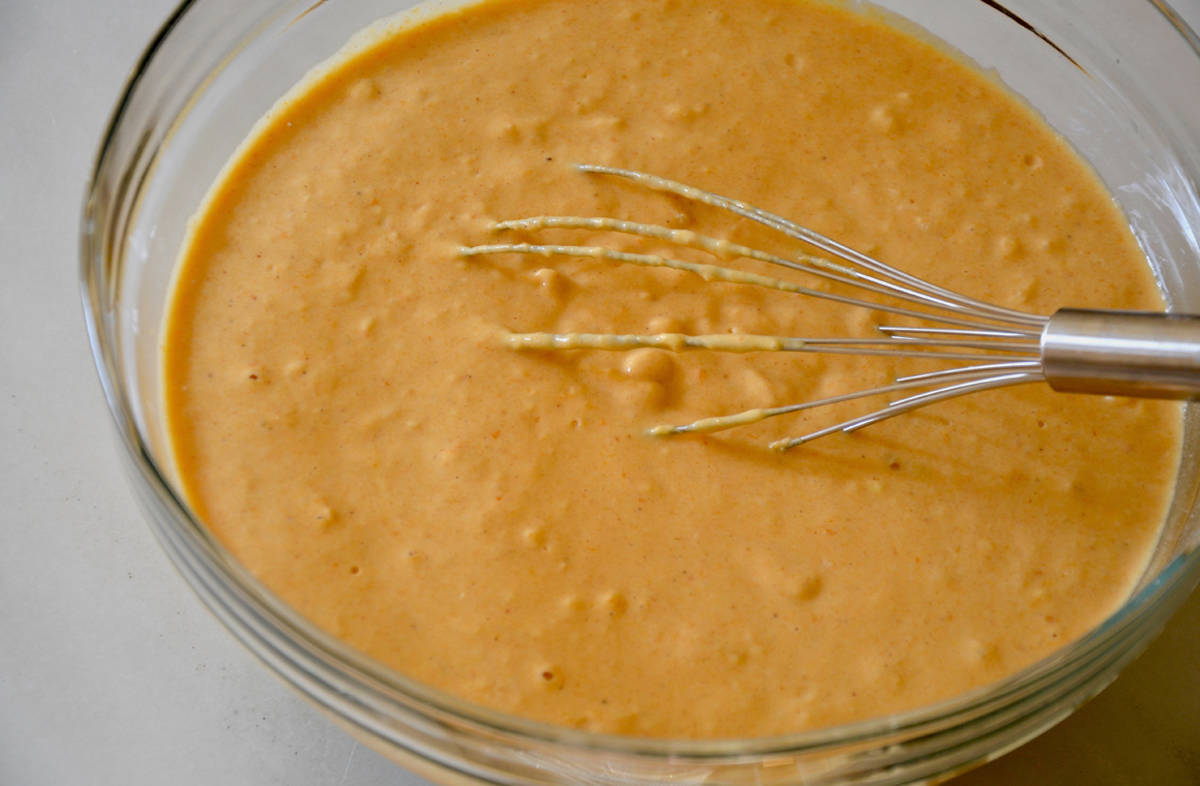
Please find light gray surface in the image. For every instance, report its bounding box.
[2,2,1200,785]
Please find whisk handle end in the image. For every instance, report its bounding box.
[1042,309,1200,399]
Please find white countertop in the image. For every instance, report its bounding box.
[3,2,1200,784]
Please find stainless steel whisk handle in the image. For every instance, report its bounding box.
[1042,309,1200,399]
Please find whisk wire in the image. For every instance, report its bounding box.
[880,326,1038,339]
[492,215,1042,334]
[648,364,1044,447]
[895,360,1043,384]
[772,370,1045,450]
[465,241,1040,336]
[460,164,1065,449]
[575,164,1048,329]
[504,331,1038,362]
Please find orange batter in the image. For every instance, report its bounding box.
[163,0,1180,738]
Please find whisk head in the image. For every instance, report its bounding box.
[461,164,1049,450]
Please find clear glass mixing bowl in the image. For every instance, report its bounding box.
[81,1,1200,783]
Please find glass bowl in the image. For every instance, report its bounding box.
[81,1,1200,783]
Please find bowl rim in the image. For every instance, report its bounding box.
[79,0,1200,761]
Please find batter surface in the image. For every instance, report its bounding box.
[164,0,1180,737]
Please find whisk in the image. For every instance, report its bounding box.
[461,165,1200,451]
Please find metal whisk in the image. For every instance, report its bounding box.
[461,165,1200,450]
